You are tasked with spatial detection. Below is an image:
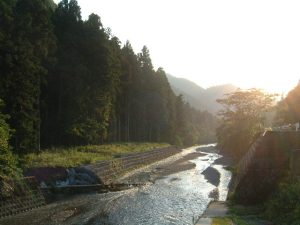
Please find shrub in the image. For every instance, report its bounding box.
[265,180,300,225]
[0,99,21,196]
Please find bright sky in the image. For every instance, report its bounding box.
[54,0,300,94]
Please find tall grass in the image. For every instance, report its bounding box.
[22,142,170,169]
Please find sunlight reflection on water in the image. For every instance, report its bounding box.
[100,145,232,225]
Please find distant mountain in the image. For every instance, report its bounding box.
[166,74,238,113]
[166,74,205,96]
[202,84,239,113]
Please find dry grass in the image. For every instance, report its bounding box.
[22,142,170,168]
[212,218,233,225]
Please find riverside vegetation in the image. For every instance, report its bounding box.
[216,84,300,225]
[22,142,170,169]
[206,181,300,225]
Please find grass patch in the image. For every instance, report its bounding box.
[228,204,267,225]
[22,142,170,169]
[229,204,263,216]
[264,180,300,225]
[210,215,251,225]
[212,218,232,225]
[230,216,251,225]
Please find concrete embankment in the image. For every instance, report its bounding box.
[196,201,229,225]
[83,146,182,184]
[0,145,232,225]
[235,131,300,204]
[1,146,182,219]
[25,146,182,188]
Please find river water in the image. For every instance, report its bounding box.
[0,145,231,225]
[93,144,232,225]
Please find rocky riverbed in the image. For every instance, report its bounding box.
[0,144,232,225]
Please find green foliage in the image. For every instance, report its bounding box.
[228,204,267,225]
[0,99,21,179]
[0,0,55,153]
[22,142,170,168]
[114,43,216,146]
[229,204,263,216]
[265,181,300,225]
[212,218,233,225]
[42,0,122,146]
[275,82,300,125]
[216,89,276,159]
[1,0,216,156]
[138,46,154,71]
[230,216,251,225]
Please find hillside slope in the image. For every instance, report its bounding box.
[166,74,238,113]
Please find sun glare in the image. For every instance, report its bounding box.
[54,0,300,95]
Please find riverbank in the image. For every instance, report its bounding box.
[116,147,206,184]
[1,145,231,225]
[195,154,272,225]
[196,202,272,225]
[22,142,170,169]
[115,145,230,186]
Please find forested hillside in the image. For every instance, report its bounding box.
[166,74,238,113]
[0,0,216,156]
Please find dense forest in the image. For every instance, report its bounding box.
[0,0,216,157]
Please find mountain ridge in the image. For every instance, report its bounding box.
[166,74,238,113]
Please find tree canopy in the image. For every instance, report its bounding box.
[216,89,275,159]
[0,0,217,155]
[0,99,20,180]
[275,82,300,125]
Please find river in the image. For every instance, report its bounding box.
[89,144,232,225]
[0,144,232,225]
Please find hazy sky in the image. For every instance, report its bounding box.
[54,0,300,94]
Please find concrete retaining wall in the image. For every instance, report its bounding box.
[1,146,181,218]
[0,177,45,218]
[234,131,300,204]
[290,149,300,179]
[83,146,181,184]
[235,131,300,204]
